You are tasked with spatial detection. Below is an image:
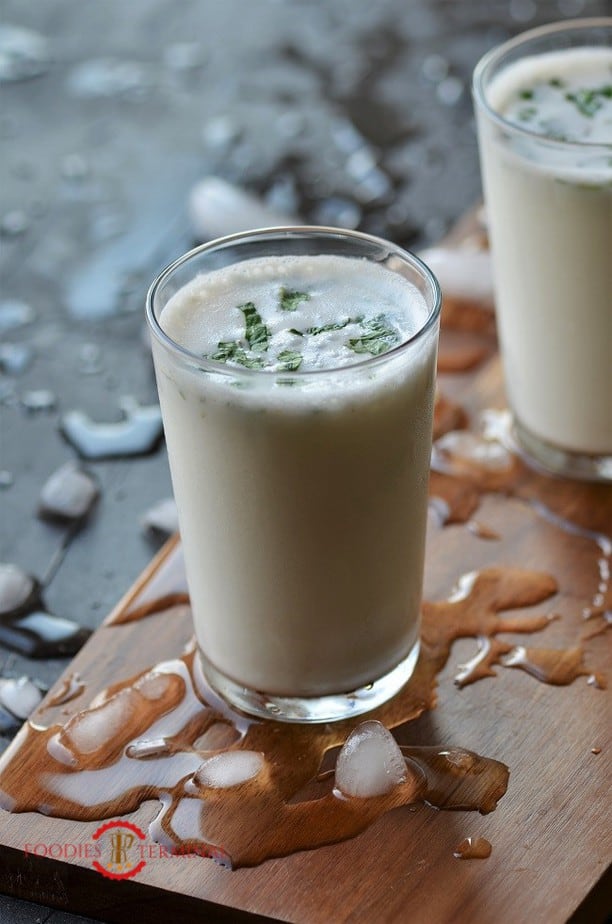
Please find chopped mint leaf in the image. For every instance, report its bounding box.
[598,84,612,99]
[519,88,534,100]
[306,318,352,335]
[348,314,399,357]
[549,77,564,88]
[565,89,602,118]
[210,340,265,369]
[277,349,303,372]
[279,288,311,311]
[288,328,304,337]
[518,106,537,122]
[239,302,270,351]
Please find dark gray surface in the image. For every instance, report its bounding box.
[0,1,607,922]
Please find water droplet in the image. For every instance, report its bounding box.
[77,343,104,375]
[557,0,586,13]
[265,175,300,217]
[0,343,33,375]
[0,209,29,236]
[66,58,152,100]
[21,389,57,413]
[201,115,241,150]
[0,381,17,404]
[510,0,537,21]
[422,54,449,83]
[163,42,205,72]
[89,206,127,243]
[0,24,50,84]
[276,110,305,139]
[0,299,35,333]
[61,153,90,181]
[436,77,464,107]
[311,197,361,230]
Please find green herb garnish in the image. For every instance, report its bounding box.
[210,341,265,369]
[519,88,534,100]
[306,318,352,336]
[549,77,564,88]
[348,314,399,357]
[518,106,537,122]
[288,327,304,337]
[279,288,311,312]
[239,302,270,351]
[565,89,602,118]
[277,349,303,372]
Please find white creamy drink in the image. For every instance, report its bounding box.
[476,42,612,460]
[151,251,438,702]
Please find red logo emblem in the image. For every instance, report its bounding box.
[91,820,147,880]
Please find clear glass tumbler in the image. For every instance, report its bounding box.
[473,19,612,481]
[146,227,441,722]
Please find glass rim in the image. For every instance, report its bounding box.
[472,16,612,152]
[145,225,442,380]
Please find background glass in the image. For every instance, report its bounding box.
[473,19,612,481]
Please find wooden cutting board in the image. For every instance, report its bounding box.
[0,215,610,924]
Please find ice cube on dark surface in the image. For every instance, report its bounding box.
[0,675,43,720]
[141,497,179,538]
[0,611,92,659]
[0,343,33,375]
[0,299,36,333]
[60,396,163,459]
[39,461,99,521]
[0,24,50,83]
[21,389,57,412]
[0,563,38,616]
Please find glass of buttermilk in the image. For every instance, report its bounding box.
[473,19,612,481]
[146,228,441,722]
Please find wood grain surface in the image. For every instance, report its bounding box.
[0,216,610,924]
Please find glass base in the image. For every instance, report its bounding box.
[514,419,612,483]
[199,640,421,724]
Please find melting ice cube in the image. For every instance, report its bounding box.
[0,24,50,83]
[193,750,264,789]
[39,461,99,520]
[60,397,163,459]
[0,299,36,333]
[335,720,407,798]
[63,690,137,754]
[134,671,173,701]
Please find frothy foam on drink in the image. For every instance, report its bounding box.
[160,254,428,373]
